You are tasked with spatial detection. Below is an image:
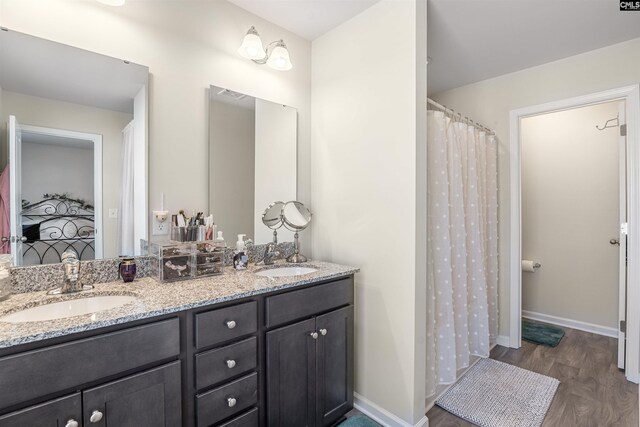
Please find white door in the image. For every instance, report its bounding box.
[617,100,628,369]
[8,115,23,265]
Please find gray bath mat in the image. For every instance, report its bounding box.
[435,358,559,427]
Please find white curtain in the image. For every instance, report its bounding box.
[118,121,135,256]
[426,110,499,397]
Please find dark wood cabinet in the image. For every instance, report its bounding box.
[266,318,317,426]
[316,306,354,426]
[266,306,354,427]
[0,274,354,427]
[0,393,81,427]
[82,361,182,427]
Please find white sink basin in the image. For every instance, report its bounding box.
[0,295,137,323]
[255,266,318,278]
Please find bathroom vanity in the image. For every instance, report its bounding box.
[0,262,357,427]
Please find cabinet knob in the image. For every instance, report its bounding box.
[310,332,318,339]
[226,359,236,369]
[89,410,104,423]
[227,397,237,408]
[226,320,236,329]
[319,328,327,336]
[65,420,79,427]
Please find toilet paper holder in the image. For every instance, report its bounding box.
[533,262,541,269]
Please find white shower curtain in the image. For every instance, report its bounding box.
[118,121,135,256]
[426,111,499,397]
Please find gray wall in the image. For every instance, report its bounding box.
[209,99,255,243]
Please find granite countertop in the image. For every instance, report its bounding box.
[0,261,359,349]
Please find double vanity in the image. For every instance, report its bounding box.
[0,261,358,427]
[0,26,350,427]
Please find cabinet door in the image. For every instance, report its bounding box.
[82,361,181,427]
[266,318,317,427]
[316,306,354,426]
[0,393,81,427]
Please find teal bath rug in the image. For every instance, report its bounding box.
[522,319,565,347]
[338,415,381,427]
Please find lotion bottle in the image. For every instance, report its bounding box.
[233,234,248,270]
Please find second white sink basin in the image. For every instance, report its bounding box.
[255,266,317,278]
[0,295,137,323]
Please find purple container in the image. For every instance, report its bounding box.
[118,257,137,283]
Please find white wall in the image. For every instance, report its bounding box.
[521,101,620,329]
[254,99,296,244]
[0,90,131,259]
[431,36,640,338]
[22,141,94,205]
[312,0,427,424]
[0,0,312,255]
[209,99,255,243]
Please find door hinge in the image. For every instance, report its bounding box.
[620,320,627,333]
[620,124,627,137]
[621,222,628,235]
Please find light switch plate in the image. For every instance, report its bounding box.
[108,208,118,219]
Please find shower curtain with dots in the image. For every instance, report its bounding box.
[426,110,499,397]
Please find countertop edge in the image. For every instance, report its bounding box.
[0,266,358,349]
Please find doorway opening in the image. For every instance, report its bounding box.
[8,117,103,265]
[509,85,640,383]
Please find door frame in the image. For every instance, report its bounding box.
[508,84,640,383]
[18,124,103,260]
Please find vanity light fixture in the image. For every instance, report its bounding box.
[238,26,293,71]
[96,0,125,6]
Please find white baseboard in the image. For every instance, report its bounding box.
[495,335,511,347]
[354,393,429,427]
[522,310,618,338]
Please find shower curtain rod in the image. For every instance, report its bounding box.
[427,97,495,135]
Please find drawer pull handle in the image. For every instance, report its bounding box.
[226,320,237,329]
[319,328,327,336]
[65,420,79,427]
[310,332,318,339]
[90,410,103,423]
[227,397,237,408]
[226,359,236,368]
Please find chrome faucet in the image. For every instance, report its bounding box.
[263,231,281,265]
[48,249,93,294]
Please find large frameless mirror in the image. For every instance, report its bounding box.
[0,28,149,266]
[208,85,297,244]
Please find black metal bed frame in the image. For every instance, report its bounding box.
[21,198,95,265]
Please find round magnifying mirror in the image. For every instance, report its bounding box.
[262,201,284,229]
[282,201,312,231]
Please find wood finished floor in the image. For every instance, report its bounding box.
[426,327,639,426]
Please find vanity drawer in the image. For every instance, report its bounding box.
[217,407,258,427]
[196,372,258,426]
[265,277,353,327]
[0,318,180,410]
[195,301,257,349]
[196,337,257,390]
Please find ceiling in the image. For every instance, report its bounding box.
[227,0,381,41]
[228,0,640,96]
[427,0,640,95]
[22,132,93,150]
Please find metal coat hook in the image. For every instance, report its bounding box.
[596,114,619,130]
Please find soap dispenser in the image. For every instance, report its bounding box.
[214,231,226,248]
[233,234,248,270]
